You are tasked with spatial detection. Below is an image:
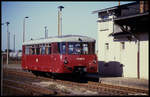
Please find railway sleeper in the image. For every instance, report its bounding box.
[3,84,32,96]
[3,79,58,96]
[88,81,148,94]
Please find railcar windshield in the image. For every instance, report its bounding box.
[59,42,95,55]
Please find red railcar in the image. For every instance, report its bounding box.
[22,35,98,76]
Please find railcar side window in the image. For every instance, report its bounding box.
[32,48,35,55]
[68,43,74,54]
[45,44,48,55]
[36,47,40,55]
[68,42,95,55]
[25,44,52,55]
[68,43,82,54]
[29,48,32,55]
[39,44,42,54]
[62,44,66,54]
[74,43,82,54]
[48,46,51,54]
[45,44,51,55]
[41,46,45,55]
[48,44,51,54]
[59,43,66,54]
[25,46,30,55]
[29,47,35,55]
[83,43,88,54]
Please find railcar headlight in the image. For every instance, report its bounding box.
[64,57,68,64]
[93,60,97,64]
[64,60,68,64]
[83,68,87,72]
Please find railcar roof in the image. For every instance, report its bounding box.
[22,35,95,45]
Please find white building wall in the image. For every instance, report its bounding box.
[97,15,124,76]
[97,16,114,61]
[97,22,105,61]
[97,13,148,79]
[121,41,138,78]
[139,33,149,79]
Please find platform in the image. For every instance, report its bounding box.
[99,77,149,90]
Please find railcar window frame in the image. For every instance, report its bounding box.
[67,42,95,55]
[45,43,51,55]
[24,41,95,55]
[41,44,46,55]
[68,43,74,54]
[24,43,52,55]
[68,42,82,55]
[31,45,36,55]
[27,45,35,55]
[88,42,95,54]
[82,43,89,54]
[35,44,40,55]
[59,42,66,54]
[25,45,31,55]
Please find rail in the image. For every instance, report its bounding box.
[3,68,149,96]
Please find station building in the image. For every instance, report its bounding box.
[93,1,149,79]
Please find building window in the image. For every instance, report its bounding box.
[105,43,109,50]
[121,42,125,50]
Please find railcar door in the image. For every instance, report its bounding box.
[51,42,60,73]
[38,44,52,72]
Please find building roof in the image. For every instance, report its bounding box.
[92,6,117,14]
[22,35,95,45]
[114,12,149,21]
[92,1,137,14]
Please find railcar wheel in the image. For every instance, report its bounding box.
[31,71,39,77]
[45,72,52,77]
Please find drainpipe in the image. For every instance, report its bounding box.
[118,1,120,6]
[137,39,140,79]
[133,34,140,79]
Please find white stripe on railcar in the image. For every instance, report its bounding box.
[22,35,95,45]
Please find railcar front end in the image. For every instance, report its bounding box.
[56,42,98,75]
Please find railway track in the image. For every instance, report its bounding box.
[3,79,58,96]
[3,68,149,96]
[3,69,69,96]
[88,81,149,95]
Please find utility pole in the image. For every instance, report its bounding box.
[14,34,15,52]
[23,16,29,43]
[45,26,47,39]
[58,6,64,37]
[6,22,10,65]
[8,32,10,53]
[47,29,48,38]
[1,56,3,96]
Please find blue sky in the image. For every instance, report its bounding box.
[1,1,132,51]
